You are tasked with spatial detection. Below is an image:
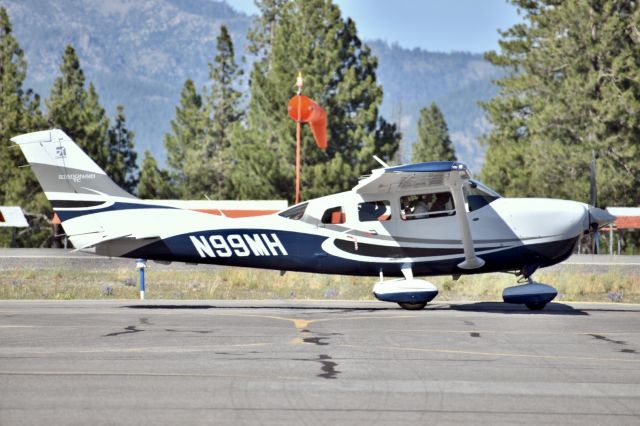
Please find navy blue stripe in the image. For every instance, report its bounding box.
[386,161,466,173]
[123,229,579,278]
[55,202,177,221]
[51,200,106,208]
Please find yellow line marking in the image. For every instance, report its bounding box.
[204,312,316,330]
[339,344,640,363]
[292,319,310,330]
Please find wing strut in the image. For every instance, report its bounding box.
[449,178,485,270]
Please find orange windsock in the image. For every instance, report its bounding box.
[308,105,327,150]
[287,95,327,150]
[288,95,312,122]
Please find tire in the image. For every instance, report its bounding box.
[398,302,427,311]
[525,302,547,310]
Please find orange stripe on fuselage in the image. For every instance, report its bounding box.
[192,209,278,218]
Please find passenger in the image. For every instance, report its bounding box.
[411,197,428,219]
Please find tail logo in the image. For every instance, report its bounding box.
[57,173,96,183]
[55,146,67,159]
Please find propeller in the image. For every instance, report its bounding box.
[589,150,597,208]
[588,150,599,253]
[585,150,617,253]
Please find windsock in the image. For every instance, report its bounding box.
[287,94,327,150]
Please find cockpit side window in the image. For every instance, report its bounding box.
[321,206,345,224]
[278,202,308,220]
[400,192,455,220]
[358,200,391,222]
[464,180,501,212]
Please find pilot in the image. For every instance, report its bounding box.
[430,192,452,215]
[411,197,428,219]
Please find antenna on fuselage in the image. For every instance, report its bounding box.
[373,155,390,168]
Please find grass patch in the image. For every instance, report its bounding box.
[1,265,638,303]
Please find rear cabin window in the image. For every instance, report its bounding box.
[400,192,455,220]
[278,202,308,220]
[358,200,392,222]
[321,206,346,224]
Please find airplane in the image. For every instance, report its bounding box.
[11,129,615,310]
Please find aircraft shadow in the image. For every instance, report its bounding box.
[122,302,638,315]
[444,301,588,316]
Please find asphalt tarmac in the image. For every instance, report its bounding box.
[1,300,639,425]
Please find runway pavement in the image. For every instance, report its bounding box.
[1,300,639,425]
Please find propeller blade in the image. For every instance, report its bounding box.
[589,150,597,207]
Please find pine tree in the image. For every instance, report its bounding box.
[82,83,109,168]
[181,25,243,200]
[481,0,640,207]
[137,151,177,199]
[164,79,206,197]
[106,105,138,194]
[46,45,109,169]
[412,103,456,163]
[230,0,400,202]
[0,7,49,247]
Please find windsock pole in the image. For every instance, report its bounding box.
[295,72,303,204]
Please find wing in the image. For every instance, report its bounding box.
[353,161,470,195]
[353,161,485,270]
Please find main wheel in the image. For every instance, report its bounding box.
[398,302,427,311]
[525,302,547,310]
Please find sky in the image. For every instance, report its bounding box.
[227,0,522,53]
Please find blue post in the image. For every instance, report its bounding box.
[136,259,147,300]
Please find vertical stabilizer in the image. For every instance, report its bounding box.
[10,129,136,202]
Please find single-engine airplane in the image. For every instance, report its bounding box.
[11,129,614,310]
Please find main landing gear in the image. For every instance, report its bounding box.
[372,269,437,311]
[372,269,558,311]
[502,276,558,311]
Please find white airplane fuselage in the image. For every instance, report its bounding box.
[56,189,589,278]
[11,129,613,311]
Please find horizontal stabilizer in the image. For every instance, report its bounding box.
[71,233,161,252]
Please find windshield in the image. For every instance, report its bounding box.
[464,180,501,211]
[278,202,308,220]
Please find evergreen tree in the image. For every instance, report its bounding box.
[164,79,206,197]
[247,0,287,60]
[0,7,49,247]
[106,105,138,194]
[230,0,400,202]
[412,103,456,163]
[182,25,243,200]
[46,45,109,169]
[481,0,640,208]
[137,151,177,199]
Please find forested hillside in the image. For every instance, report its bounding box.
[3,0,499,170]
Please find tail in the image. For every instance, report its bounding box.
[11,129,135,202]
[11,129,141,249]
